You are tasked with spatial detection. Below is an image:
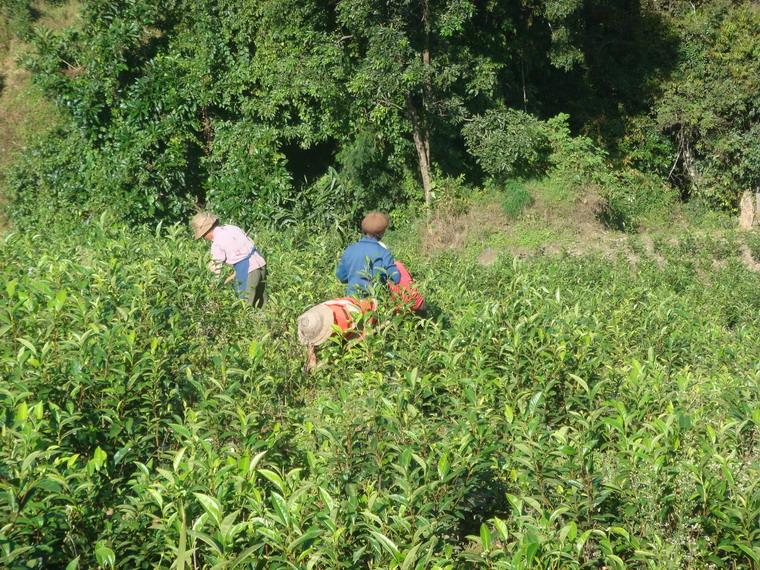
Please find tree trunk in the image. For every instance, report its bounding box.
[415,0,433,210]
[680,126,699,185]
[407,96,433,210]
[739,190,755,229]
[421,45,431,170]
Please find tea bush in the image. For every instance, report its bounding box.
[1,216,758,568]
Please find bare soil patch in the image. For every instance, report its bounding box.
[739,244,760,273]
[477,247,498,266]
[421,201,512,255]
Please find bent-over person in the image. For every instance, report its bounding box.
[190,212,267,308]
[297,297,376,372]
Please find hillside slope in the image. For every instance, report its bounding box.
[0,1,79,227]
[420,180,760,275]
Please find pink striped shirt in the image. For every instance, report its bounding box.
[209,225,266,273]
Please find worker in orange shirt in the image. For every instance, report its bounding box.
[297,297,377,372]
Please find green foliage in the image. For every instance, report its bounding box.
[10,0,352,226]
[651,1,760,208]
[746,232,760,264]
[534,114,677,231]
[431,173,475,216]
[498,180,533,219]
[461,111,608,198]
[598,170,677,232]
[1,217,759,568]
[463,109,551,182]
[7,126,92,222]
[0,0,35,39]
[461,111,677,232]
[543,114,608,188]
[5,0,760,225]
[618,115,677,180]
[6,0,601,225]
[203,122,294,228]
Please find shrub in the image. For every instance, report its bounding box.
[498,179,533,218]
[652,3,760,209]
[8,123,198,225]
[537,114,676,231]
[598,169,677,231]
[462,108,552,182]
[432,173,475,216]
[542,113,608,189]
[6,126,92,222]
[203,121,295,228]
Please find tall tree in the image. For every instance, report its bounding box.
[650,1,760,207]
[13,0,595,222]
[335,0,584,209]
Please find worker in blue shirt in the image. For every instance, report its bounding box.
[336,212,401,296]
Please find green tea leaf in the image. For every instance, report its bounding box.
[94,543,115,568]
[437,454,450,480]
[194,493,222,527]
[480,523,491,551]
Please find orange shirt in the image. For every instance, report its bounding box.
[323,298,377,335]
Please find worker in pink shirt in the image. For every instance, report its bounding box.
[190,212,267,308]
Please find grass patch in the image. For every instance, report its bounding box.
[680,200,736,230]
[525,176,576,205]
[32,0,81,31]
[746,231,760,263]
[479,220,572,253]
[498,179,533,218]
[508,222,570,249]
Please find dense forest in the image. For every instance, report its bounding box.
[2,0,759,228]
[1,1,759,569]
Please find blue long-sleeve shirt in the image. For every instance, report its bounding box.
[336,236,400,296]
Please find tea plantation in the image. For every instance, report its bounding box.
[1,215,758,569]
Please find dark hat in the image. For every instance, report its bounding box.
[361,211,390,235]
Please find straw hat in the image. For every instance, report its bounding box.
[297,304,334,346]
[361,211,389,236]
[190,212,218,239]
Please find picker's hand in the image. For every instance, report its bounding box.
[223,272,236,285]
[208,259,223,274]
[304,346,319,374]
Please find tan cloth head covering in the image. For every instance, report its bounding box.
[361,212,390,236]
[297,304,334,346]
[190,212,218,239]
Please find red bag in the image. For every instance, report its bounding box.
[387,261,425,313]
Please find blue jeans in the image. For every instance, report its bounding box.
[233,251,266,308]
